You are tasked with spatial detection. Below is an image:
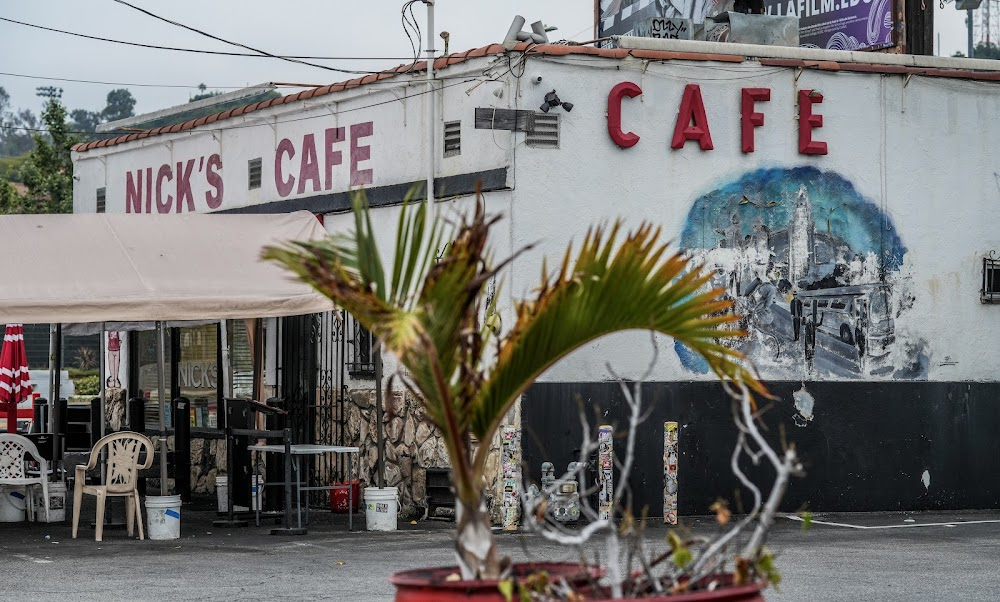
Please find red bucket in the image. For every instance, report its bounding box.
[329,481,362,512]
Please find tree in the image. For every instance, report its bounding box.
[265,192,760,580]
[0,179,18,212]
[70,109,101,134]
[0,86,38,158]
[973,41,1000,59]
[190,83,222,103]
[101,88,136,123]
[7,97,80,214]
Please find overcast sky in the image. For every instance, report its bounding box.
[0,1,975,118]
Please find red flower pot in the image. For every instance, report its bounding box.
[391,563,765,602]
[391,562,602,602]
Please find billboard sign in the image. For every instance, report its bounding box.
[596,0,896,52]
[763,0,895,50]
[597,0,721,38]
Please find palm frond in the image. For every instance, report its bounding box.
[469,221,761,441]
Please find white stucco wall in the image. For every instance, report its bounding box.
[507,55,1000,383]
[73,48,1000,386]
[72,59,512,215]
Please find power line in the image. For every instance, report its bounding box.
[0,70,297,90]
[110,0,379,75]
[0,66,498,96]
[0,17,414,62]
[0,76,483,137]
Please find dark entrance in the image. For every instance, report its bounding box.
[277,312,357,505]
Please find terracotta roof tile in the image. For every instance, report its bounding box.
[73,42,1000,153]
[757,58,804,68]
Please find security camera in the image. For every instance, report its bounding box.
[532,76,543,84]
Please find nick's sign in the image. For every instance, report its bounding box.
[124,120,375,213]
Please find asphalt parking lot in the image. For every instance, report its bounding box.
[3,506,1000,601]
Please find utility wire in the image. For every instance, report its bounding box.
[0,68,487,91]
[111,0,380,75]
[0,70,295,89]
[0,76,482,137]
[0,17,413,62]
[400,0,424,74]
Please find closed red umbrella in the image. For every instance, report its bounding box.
[0,324,31,433]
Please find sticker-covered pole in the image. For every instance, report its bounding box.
[664,421,678,525]
[500,426,520,530]
[598,425,614,520]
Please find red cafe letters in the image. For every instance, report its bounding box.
[607,82,828,156]
[275,121,374,198]
[125,120,375,213]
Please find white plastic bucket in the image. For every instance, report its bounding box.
[145,495,182,540]
[0,486,27,522]
[32,482,66,522]
[216,475,262,512]
[364,486,398,531]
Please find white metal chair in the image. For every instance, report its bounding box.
[0,433,50,522]
[72,431,153,541]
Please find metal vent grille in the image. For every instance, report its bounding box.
[526,113,559,149]
[96,187,106,213]
[248,158,262,190]
[443,121,461,157]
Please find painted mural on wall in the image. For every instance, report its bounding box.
[675,166,928,380]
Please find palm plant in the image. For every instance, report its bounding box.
[264,190,761,580]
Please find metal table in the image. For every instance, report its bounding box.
[247,444,360,532]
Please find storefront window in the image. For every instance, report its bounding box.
[178,324,219,428]
[136,322,255,430]
[137,329,173,428]
[229,320,255,400]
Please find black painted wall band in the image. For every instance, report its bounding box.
[217,167,508,215]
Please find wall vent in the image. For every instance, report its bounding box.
[248,158,263,190]
[443,121,461,157]
[96,187,106,213]
[526,113,559,149]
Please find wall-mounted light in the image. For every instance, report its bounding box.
[539,90,573,113]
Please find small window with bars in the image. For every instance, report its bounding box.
[348,319,377,378]
[443,120,461,157]
[248,158,262,190]
[982,256,1000,303]
[96,187,106,213]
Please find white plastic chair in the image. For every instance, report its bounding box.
[0,433,50,522]
[72,431,153,541]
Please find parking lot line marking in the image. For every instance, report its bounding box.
[13,553,53,564]
[783,515,1000,530]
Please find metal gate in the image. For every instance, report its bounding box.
[278,312,371,506]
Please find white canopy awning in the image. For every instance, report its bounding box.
[0,211,335,324]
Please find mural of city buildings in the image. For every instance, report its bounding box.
[675,166,928,380]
